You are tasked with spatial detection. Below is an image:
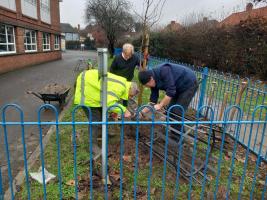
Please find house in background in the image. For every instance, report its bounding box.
[189,17,219,31]
[0,0,62,74]
[60,23,80,41]
[220,3,267,27]
[81,24,107,47]
[164,21,182,32]
[60,23,80,50]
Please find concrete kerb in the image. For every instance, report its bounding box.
[4,96,74,199]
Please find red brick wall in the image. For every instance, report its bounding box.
[0,0,61,33]
[0,0,62,74]
[16,27,24,53]
[50,0,61,32]
[0,51,62,74]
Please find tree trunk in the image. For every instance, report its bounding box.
[138,31,150,105]
[108,41,115,58]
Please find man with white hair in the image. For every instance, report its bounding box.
[110,43,140,82]
[110,43,140,106]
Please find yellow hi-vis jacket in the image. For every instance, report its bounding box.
[74,69,131,113]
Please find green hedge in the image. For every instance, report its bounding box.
[133,17,267,80]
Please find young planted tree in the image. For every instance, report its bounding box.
[135,0,167,105]
[85,0,134,57]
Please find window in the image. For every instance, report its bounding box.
[0,24,16,54]
[22,0,37,19]
[25,0,37,5]
[54,35,60,50]
[0,0,16,11]
[40,0,51,24]
[24,29,37,52]
[42,33,50,51]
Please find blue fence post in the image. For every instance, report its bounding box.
[0,167,3,200]
[198,67,209,111]
[114,48,122,56]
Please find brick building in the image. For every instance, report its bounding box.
[164,21,182,32]
[0,0,62,74]
[220,3,267,27]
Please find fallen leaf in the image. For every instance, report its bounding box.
[209,175,214,181]
[66,179,76,186]
[227,152,233,158]
[77,176,82,181]
[236,156,245,163]
[123,155,132,162]
[259,180,265,186]
[249,154,257,162]
[151,187,156,195]
[224,155,230,161]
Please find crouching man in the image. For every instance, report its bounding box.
[74,69,139,160]
[138,63,198,137]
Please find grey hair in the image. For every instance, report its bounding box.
[123,43,134,54]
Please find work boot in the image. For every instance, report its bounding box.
[92,144,101,161]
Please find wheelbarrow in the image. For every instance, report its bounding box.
[27,83,70,107]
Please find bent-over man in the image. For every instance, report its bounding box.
[138,63,198,138]
[74,69,139,159]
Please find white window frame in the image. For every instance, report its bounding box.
[0,0,16,11]
[40,0,51,24]
[22,0,38,19]
[24,29,37,53]
[54,35,60,50]
[42,32,50,51]
[0,24,16,55]
[24,0,37,6]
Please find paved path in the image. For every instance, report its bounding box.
[0,50,97,192]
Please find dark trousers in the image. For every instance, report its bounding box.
[168,81,199,135]
[122,100,128,107]
[83,107,102,144]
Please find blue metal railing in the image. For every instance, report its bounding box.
[143,54,267,161]
[0,104,266,199]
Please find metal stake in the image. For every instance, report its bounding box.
[97,48,108,180]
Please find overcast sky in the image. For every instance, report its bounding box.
[60,0,265,28]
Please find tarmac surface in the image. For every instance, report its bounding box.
[0,50,97,192]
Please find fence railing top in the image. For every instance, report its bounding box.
[141,53,266,91]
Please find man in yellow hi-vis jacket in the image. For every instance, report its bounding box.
[74,69,139,160]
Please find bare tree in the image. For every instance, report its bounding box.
[135,0,167,51]
[134,0,167,104]
[85,0,134,56]
[181,12,206,27]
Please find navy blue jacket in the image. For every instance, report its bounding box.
[150,63,197,103]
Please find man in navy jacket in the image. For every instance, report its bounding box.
[138,63,198,135]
